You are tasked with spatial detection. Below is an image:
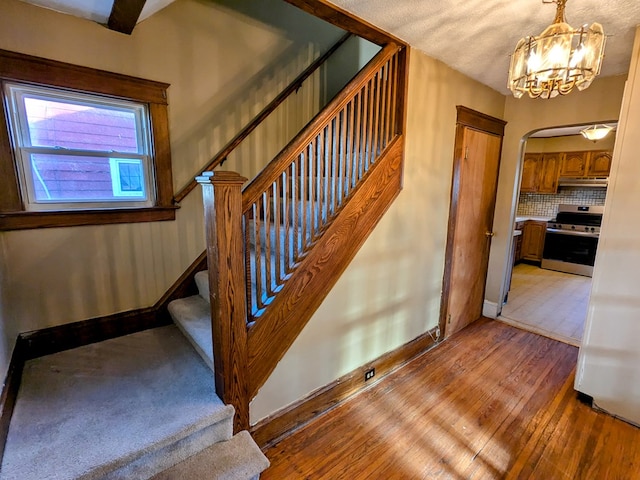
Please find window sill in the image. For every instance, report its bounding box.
[0,206,179,230]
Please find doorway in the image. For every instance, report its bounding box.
[499,123,615,345]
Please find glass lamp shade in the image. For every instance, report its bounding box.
[508,16,606,99]
[580,124,613,141]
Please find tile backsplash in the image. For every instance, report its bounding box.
[517,187,607,217]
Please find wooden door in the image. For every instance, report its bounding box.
[560,151,587,177]
[587,151,612,176]
[520,154,541,192]
[538,153,561,193]
[441,107,505,338]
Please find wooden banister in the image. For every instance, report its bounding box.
[174,33,353,205]
[241,43,400,210]
[198,35,408,434]
[197,171,250,433]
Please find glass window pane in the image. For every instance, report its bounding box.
[28,154,148,202]
[23,97,140,153]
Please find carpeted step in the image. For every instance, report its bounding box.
[151,430,269,480]
[0,326,234,480]
[169,295,214,370]
[195,270,210,304]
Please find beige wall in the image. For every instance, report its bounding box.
[0,0,345,378]
[251,49,506,423]
[576,26,640,425]
[484,74,627,314]
[525,134,616,153]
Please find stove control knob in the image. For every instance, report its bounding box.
[585,226,589,232]
[571,225,576,230]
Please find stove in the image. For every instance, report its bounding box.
[541,204,604,277]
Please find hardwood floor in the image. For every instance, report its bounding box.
[261,319,640,479]
[501,263,590,345]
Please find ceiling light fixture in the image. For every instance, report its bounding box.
[580,124,614,141]
[508,0,606,99]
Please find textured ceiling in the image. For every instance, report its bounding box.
[329,0,640,94]
[19,0,640,94]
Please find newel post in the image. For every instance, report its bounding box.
[197,170,249,433]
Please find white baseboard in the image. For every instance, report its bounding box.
[482,300,499,319]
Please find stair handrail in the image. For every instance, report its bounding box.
[174,32,353,204]
[241,42,400,209]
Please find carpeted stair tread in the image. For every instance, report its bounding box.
[195,270,210,304]
[168,295,214,370]
[151,430,269,480]
[0,326,234,480]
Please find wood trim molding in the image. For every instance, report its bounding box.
[247,136,405,396]
[455,106,507,137]
[283,0,406,47]
[251,325,440,449]
[0,338,26,460]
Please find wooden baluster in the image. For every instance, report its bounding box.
[384,59,394,147]
[263,190,273,298]
[254,199,265,312]
[395,49,408,136]
[352,91,362,190]
[389,53,399,138]
[197,171,249,433]
[377,63,388,155]
[366,76,377,171]
[272,180,282,289]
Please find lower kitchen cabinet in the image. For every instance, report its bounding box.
[521,220,546,262]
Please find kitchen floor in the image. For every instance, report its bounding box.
[500,263,591,346]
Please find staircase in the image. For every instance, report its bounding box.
[0,326,268,480]
[0,7,408,478]
[180,41,408,432]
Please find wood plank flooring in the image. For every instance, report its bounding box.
[261,319,640,479]
[501,264,590,345]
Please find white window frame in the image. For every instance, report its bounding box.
[4,82,155,211]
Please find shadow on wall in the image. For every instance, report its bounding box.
[173,0,377,190]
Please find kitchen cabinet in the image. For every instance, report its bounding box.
[560,151,587,176]
[521,220,546,262]
[520,153,561,193]
[538,153,561,193]
[514,221,524,263]
[520,154,541,193]
[560,150,612,178]
[587,151,613,177]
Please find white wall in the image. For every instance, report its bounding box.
[576,26,640,426]
[251,49,506,423]
[484,75,627,314]
[0,0,346,380]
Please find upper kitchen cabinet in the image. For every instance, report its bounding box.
[560,151,587,176]
[539,153,562,193]
[521,153,541,192]
[520,153,561,193]
[587,151,613,177]
[560,150,612,178]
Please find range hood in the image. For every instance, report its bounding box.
[558,177,608,188]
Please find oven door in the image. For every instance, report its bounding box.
[541,229,599,277]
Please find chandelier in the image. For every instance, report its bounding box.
[508,0,606,99]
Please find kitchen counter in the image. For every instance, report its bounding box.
[515,216,553,223]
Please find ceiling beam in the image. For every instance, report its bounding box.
[107,0,147,35]
[283,0,405,47]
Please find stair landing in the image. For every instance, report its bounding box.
[1,326,237,480]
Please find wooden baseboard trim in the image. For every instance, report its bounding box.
[0,338,26,460]
[250,325,441,449]
[20,307,164,360]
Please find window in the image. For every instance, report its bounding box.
[0,49,176,230]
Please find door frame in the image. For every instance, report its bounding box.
[439,106,506,338]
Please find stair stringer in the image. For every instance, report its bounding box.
[246,135,404,397]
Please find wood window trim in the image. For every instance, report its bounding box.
[0,49,176,230]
